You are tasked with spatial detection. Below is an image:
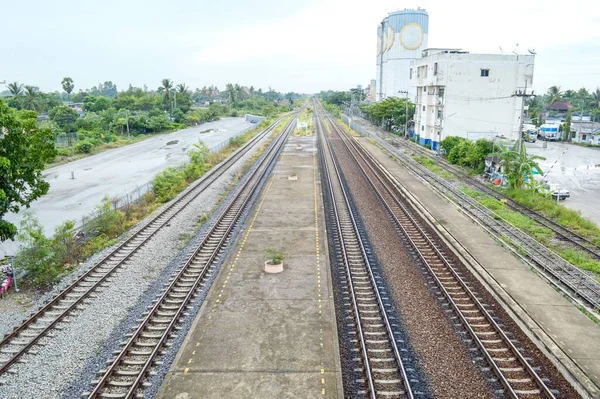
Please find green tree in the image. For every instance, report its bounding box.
[546,85,563,105]
[22,85,41,111]
[590,87,600,121]
[564,109,572,141]
[158,78,174,111]
[7,82,23,97]
[225,83,236,104]
[492,144,545,189]
[61,77,75,101]
[83,95,112,112]
[0,100,56,241]
[49,105,79,132]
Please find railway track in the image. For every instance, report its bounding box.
[362,127,600,316]
[327,115,557,398]
[84,116,297,399]
[385,132,600,261]
[317,109,414,398]
[0,117,284,377]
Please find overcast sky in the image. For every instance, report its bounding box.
[1,0,599,95]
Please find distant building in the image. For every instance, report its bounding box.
[376,8,429,101]
[367,79,377,102]
[571,121,600,144]
[545,101,573,114]
[410,49,535,150]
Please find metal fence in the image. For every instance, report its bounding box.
[55,133,78,148]
[341,114,364,136]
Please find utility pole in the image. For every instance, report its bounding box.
[399,90,409,139]
[512,76,535,153]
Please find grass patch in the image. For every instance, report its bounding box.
[501,188,600,246]
[413,155,455,180]
[556,248,600,281]
[460,186,600,277]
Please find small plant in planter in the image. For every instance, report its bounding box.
[264,248,285,273]
[288,173,298,181]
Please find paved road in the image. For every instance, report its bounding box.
[0,117,254,258]
[526,141,600,226]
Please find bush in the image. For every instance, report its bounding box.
[440,136,467,155]
[56,147,73,157]
[229,135,245,147]
[15,214,60,285]
[152,167,186,202]
[74,140,93,154]
[443,136,495,172]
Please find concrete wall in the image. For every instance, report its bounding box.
[411,52,535,150]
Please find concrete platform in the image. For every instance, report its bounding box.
[156,135,343,399]
[357,136,600,397]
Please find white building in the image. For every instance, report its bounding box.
[410,49,535,151]
[376,8,429,101]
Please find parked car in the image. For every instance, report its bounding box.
[537,182,570,200]
[523,131,537,143]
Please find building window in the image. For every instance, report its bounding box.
[437,110,442,119]
[422,105,426,111]
[438,88,445,97]
[434,63,438,76]
[410,68,413,79]
[421,125,424,131]
[481,69,490,77]
[423,86,426,92]
[417,68,420,78]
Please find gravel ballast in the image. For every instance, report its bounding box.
[0,131,274,399]
[328,132,496,398]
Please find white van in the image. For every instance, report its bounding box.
[540,124,560,141]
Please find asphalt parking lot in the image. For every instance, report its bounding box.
[526,140,600,226]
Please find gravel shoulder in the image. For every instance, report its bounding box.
[0,130,273,399]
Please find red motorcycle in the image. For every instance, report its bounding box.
[0,266,13,298]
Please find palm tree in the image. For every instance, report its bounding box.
[22,85,41,111]
[225,83,236,104]
[176,83,189,95]
[563,89,576,104]
[158,78,174,110]
[61,77,74,102]
[590,87,600,122]
[493,144,545,189]
[546,85,563,105]
[7,81,23,97]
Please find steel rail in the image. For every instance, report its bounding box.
[329,115,555,398]
[365,129,600,315]
[87,116,297,399]
[0,117,284,376]
[389,133,600,260]
[317,107,414,399]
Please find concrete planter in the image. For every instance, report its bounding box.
[288,175,298,181]
[295,144,302,150]
[264,260,284,274]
